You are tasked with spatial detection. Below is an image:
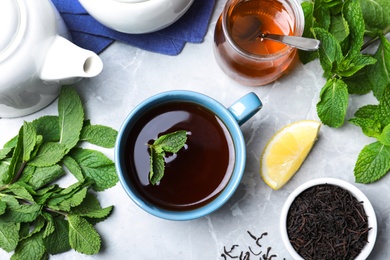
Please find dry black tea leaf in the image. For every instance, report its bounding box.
[287,184,370,260]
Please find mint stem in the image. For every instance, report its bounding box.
[45,206,68,216]
[361,36,379,52]
[11,161,27,184]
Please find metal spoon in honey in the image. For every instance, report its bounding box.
[235,15,320,51]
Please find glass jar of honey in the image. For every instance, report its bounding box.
[213,0,304,86]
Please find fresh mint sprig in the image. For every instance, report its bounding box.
[350,84,390,183]
[0,86,118,258]
[300,0,389,127]
[148,130,188,185]
[300,0,390,183]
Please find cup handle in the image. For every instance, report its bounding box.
[228,92,263,126]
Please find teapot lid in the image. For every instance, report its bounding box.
[0,0,26,59]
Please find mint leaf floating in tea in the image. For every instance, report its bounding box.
[148,130,188,185]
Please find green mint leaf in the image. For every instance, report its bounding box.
[354,141,390,183]
[43,216,71,255]
[68,215,101,255]
[344,68,373,95]
[0,221,19,252]
[30,135,43,160]
[316,78,349,128]
[148,130,188,185]
[20,216,46,240]
[298,1,318,64]
[47,181,90,208]
[22,122,37,163]
[353,104,378,120]
[378,124,390,145]
[329,14,349,43]
[32,116,60,142]
[58,86,84,152]
[149,148,165,185]
[312,27,343,77]
[11,232,47,260]
[153,130,188,153]
[56,180,91,196]
[62,155,85,182]
[0,202,41,223]
[376,84,390,126]
[349,117,381,138]
[0,160,10,186]
[69,148,118,191]
[3,136,18,149]
[80,125,118,148]
[34,185,59,205]
[4,127,23,184]
[359,0,390,33]
[70,193,113,220]
[1,195,19,207]
[17,164,35,184]
[41,212,55,239]
[368,36,390,99]
[336,54,376,77]
[313,0,331,30]
[8,182,35,202]
[27,164,64,190]
[18,223,30,242]
[49,188,88,212]
[28,142,67,167]
[342,0,365,58]
[0,147,12,160]
[0,201,6,215]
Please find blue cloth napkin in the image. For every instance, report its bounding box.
[51,0,216,55]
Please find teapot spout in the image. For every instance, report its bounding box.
[40,36,103,85]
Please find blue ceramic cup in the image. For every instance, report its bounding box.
[115,90,262,220]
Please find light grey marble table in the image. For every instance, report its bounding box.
[1,1,389,259]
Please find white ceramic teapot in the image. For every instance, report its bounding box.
[0,0,103,118]
[78,0,194,34]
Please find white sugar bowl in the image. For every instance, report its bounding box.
[78,0,194,34]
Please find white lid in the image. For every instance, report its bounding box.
[0,0,26,57]
[114,0,150,3]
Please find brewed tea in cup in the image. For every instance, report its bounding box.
[213,0,304,86]
[115,90,262,220]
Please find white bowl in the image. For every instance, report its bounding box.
[280,178,377,260]
[78,0,194,34]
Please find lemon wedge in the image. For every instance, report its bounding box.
[260,120,321,190]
